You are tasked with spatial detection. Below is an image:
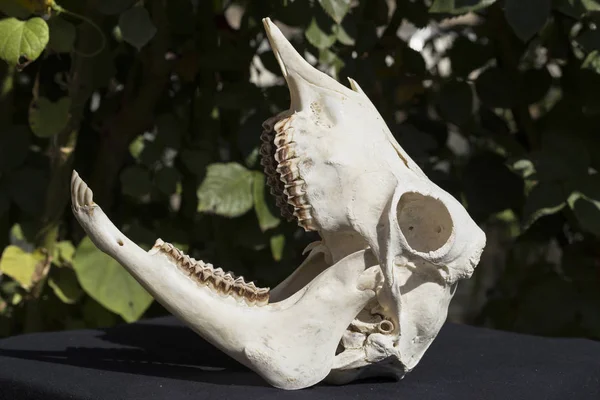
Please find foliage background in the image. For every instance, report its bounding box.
[0,0,599,340]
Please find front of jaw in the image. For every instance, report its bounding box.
[70,171,379,390]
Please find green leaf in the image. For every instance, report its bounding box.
[181,149,210,175]
[523,182,566,229]
[429,0,496,14]
[0,1,32,19]
[0,245,44,290]
[197,162,255,218]
[47,17,76,54]
[332,23,355,45]
[436,80,473,126]
[0,125,30,172]
[305,18,336,50]
[475,67,517,108]
[270,234,285,262]
[118,6,157,50]
[120,166,152,198]
[49,267,83,304]
[504,0,551,41]
[94,0,136,15]
[582,0,600,11]
[318,0,351,23]
[53,240,75,266]
[0,17,49,67]
[568,194,600,237]
[155,167,180,195]
[73,237,153,322]
[29,97,71,138]
[253,172,280,232]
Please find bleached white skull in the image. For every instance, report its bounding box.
[70,18,485,390]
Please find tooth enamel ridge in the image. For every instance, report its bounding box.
[260,115,317,231]
[152,239,269,306]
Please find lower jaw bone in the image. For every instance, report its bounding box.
[71,171,378,389]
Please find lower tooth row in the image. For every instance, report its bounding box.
[153,240,269,306]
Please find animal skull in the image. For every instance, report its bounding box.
[70,18,486,390]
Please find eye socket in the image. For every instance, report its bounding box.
[397,192,453,253]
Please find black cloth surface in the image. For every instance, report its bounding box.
[0,316,599,400]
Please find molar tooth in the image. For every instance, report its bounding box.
[201,268,212,282]
[284,182,306,198]
[274,129,293,147]
[274,144,295,163]
[260,131,273,143]
[294,206,312,221]
[278,165,300,184]
[276,159,298,175]
[256,288,269,306]
[274,116,292,133]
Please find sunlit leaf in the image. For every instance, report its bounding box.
[318,0,351,23]
[253,172,280,232]
[429,0,496,14]
[0,245,44,290]
[0,17,49,68]
[270,234,285,262]
[53,240,75,266]
[305,18,336,50]
[73,237,153,322]
[197,163,255,217]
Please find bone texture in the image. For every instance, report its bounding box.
[70,17,486,391]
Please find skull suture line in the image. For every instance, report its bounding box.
[71,18,486,390]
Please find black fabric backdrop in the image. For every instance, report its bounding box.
[0,316,599,400]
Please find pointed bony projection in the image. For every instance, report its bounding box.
[259,18,486,384]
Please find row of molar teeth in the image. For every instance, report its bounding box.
[260,124,295,221]
[152,239,269,306]
[273,118,316,231]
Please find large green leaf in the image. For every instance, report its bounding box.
[49,268,83,304]
[118,6,157,50]
[47,16,76,54]
[0,245,44,290]
[197,163,255,217]
[318,0,351,23]
[305,18,336,50]
[73,237,153,322]
[253,172,280,232]
[504,0,551,41]
[29,97,71,138]
[0,17,49,67]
